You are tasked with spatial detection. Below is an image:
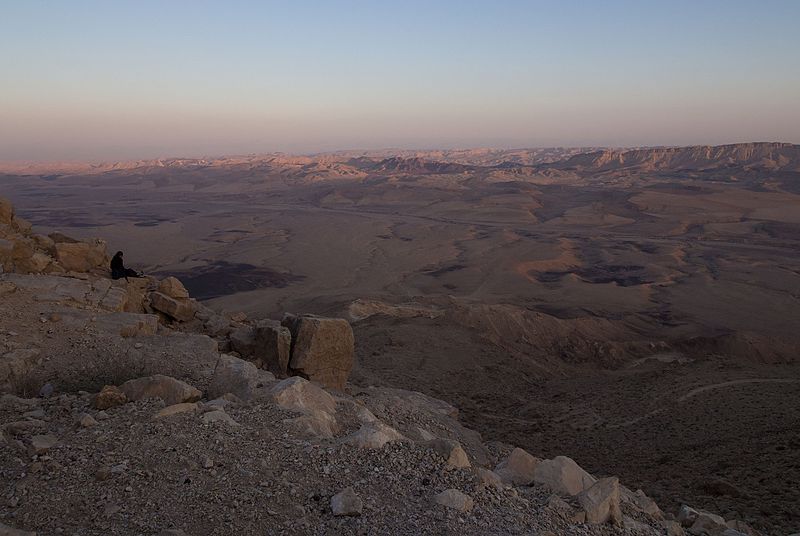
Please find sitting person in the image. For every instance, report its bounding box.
[110,251,142,280]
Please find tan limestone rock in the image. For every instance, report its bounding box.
[282,314,354,390]
[534,455,597,495]
[269,376,336,415]
[93,385,128,409]
[150,292,197,322]
[495,447,540,486]
[427,438,471,468]
[157,277,189,299]
[154,403,199,419]
[253,319,292,375]
[433,489,474,512]
[342,421,404,449]
[208,354,274,401]
[121,375,202,406]
[474,467,504,490]
[54,240,107,272]
[577,476,623,526]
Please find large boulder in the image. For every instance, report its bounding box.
[120,277,152,314]
[533,455,597,495]
[120,375,202,406]
[577,476,623,526]
[343,421,405,449]
[157,277,189,299]
[6,239,53,274]
[621,487,663,519]
[685,509,727,535]
[22,252,54,274]
[269,376,339,439]
[230,326,257,356]
[678,505,722,528]
[253,320,292,375]
[208,354,274,401]
[282,314,354,390]
[98,285,129,312]
[54,239,108,272]
[286,409,339,439]
[0,237,53,274]
[203,314,233,337]
[150,292,197,322]
[268,376,336,414]
[93,385,127,409]
[495,447,540,486]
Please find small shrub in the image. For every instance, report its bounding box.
[57,348,154,393]
[7,368,43,398]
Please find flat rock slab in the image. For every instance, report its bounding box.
[150,292,197,322]
[93,312,159,337]
[154,403,199,419]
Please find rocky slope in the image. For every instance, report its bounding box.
[0,197,776,535]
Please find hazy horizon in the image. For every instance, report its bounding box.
[3,141,800,167]
[2,0,799,161]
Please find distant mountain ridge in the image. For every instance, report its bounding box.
[1,142,798,175]
[361,156,473,175]
[549,142,800,173]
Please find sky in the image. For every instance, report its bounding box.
[1,0,799,161]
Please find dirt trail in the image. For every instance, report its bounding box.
[677,378,800,402]
[611,378,800,429]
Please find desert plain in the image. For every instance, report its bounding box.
[1,142,799,533]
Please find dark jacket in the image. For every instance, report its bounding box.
[110,254,125,279]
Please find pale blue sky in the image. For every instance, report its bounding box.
[1,1,799,160]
